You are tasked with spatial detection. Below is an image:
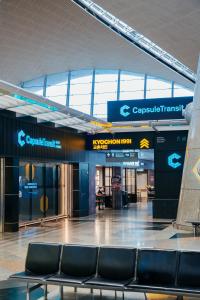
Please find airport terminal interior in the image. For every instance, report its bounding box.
[0,0,200,299]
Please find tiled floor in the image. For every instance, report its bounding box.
[0,202,200,299]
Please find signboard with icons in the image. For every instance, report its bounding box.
[106,152,138,162]
[156,132,188,150]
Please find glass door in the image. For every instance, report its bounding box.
[19,161,62,223]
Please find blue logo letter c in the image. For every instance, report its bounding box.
[120,105,130,118]
[18,130,26,147]
[168,153,182,169]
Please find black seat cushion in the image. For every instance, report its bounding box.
[128,282,176,290]
[47,273,91,285]
[137,249,177,286]
[25,243,61,275]
[60,245,98,277]
[177,251,200,288]
[10,271,50,281]
[127,283,200,295]
[97,247,136,280]
[86,276,130,288]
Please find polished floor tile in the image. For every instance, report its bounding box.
[0,203,199,299]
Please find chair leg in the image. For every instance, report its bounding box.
[122,291,124,300]
[177,296,183,300]
[60,286,64,299]
[74,286,78,300]
[100,289,102,298]
[144,293,148,300]
[44,284,48,300]
[90,288,94,299]
[115,290,117,299]
[26,283,30,300]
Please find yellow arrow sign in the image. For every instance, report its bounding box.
[140,138,150,149]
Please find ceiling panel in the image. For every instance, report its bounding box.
[0,95,24,108]
[32,111,70,121]
[9,104,50,115]
[95,0,200,72]
[0,0,196,89]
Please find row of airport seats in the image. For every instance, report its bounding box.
[10,243,200,299]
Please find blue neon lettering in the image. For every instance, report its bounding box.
[129,105,184,115]
[17,130,62,149]
[133,107,138,113]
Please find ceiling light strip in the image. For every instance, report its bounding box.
[70,0,196,83]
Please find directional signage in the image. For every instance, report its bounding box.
[107,97,193,122]
[106,152,138,162]
[156,132,188,150]
[140,138,150,149]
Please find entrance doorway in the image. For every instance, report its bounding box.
[19,162,73,223]
[95,149,154,211]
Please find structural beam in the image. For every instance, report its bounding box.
[177,56,200,225]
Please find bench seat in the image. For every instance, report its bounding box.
[47,273,92,285]
[9,243,200,300]
[10,271,50,282]
[85,276,132,288]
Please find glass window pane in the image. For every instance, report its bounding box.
[174,84,194,97]
[69,70,92,115]
[93,70,118,119]
[21,70,194,120]
[146,76,171,98]
[46,72,68,106]
[23,76,44,96]
[120,72,144,100]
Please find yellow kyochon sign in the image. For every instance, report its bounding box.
[92,138,132,150]
[92,137,151,150]
[192,158,200,181]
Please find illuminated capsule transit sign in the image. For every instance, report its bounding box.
[107,97,193,122]
[17,130,62,149]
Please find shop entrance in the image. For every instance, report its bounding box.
[19,162,73,223]
[95,149,154,210]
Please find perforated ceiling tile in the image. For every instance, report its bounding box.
[0,0,197,89]
[95,0,200,70]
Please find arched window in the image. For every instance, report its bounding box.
[21,69,194,120]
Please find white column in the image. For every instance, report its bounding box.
[177,56,200,225]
